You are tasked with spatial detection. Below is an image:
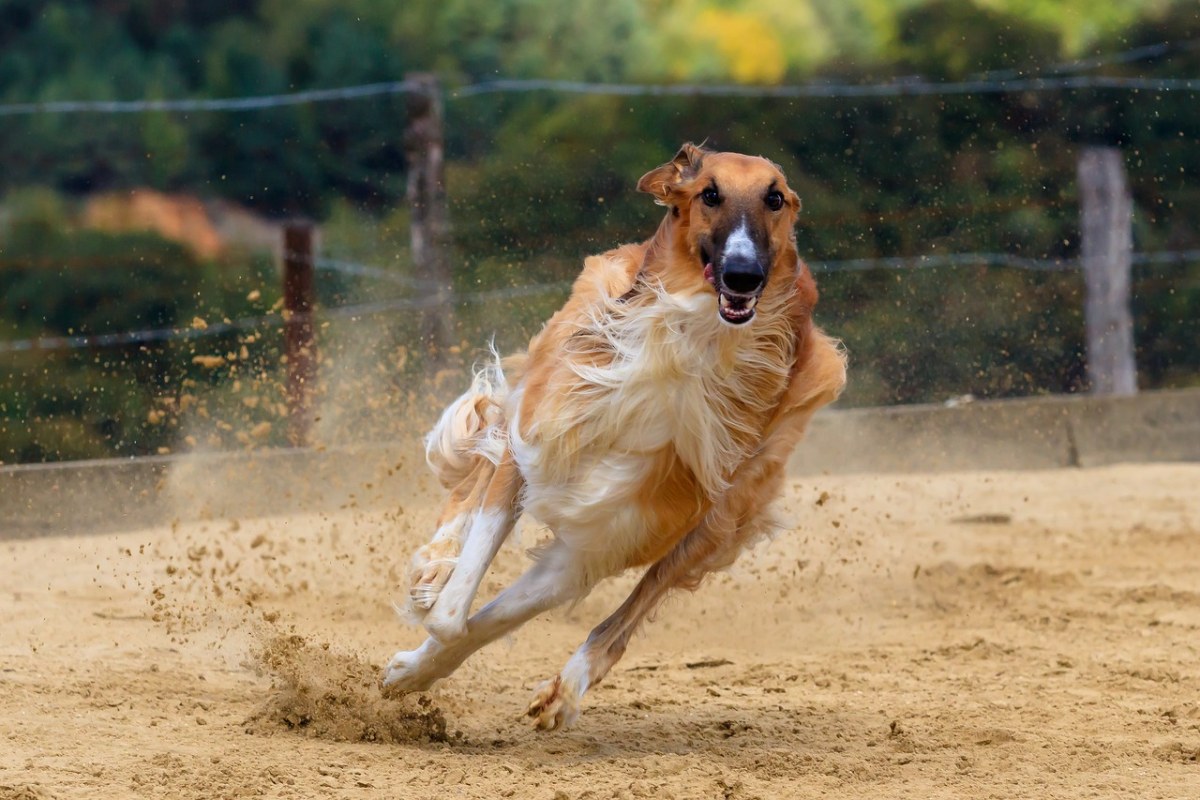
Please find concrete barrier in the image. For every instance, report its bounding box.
[1,445,433,541]
[789,387,1200,475]
[3,388,1198,540]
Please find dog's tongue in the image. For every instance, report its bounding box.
[703,263,716,286]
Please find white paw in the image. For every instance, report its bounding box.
[382,649,437,692]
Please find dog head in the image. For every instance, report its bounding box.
[638,143,801,326]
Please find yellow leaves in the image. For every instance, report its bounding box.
[693,9,787,84]
[655,1,831,84]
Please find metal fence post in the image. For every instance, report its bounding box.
[283,221,317,445]
[1078,147,1137,396]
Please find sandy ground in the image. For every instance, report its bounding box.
[2,463,1199,799]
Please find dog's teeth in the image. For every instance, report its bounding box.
[719,294,731,309]
[746,297,758,310]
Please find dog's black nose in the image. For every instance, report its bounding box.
[721,256,765,295]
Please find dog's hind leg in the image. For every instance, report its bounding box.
[526,331,847,730]
[524,464,783,731]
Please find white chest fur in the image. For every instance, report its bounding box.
[508,285,794,552]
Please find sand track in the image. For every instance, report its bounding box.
[2,464,1198,799]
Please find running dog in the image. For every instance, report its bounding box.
[384,143,847,730]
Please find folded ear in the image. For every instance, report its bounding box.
[636,142,707,206]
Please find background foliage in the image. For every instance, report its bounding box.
[1,0,1198,462]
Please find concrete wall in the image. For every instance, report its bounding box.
[789,387,1200,475]
[1,445,435,541]
[3,388,1198,540]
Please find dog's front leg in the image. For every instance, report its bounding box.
[385,540,591,691]
[407,458,496,616]
[525,503,746,731]
[421,456,523,642]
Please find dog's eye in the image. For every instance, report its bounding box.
[765,191,784,211]
[701,188,721,207]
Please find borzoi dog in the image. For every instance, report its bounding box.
[384,143,847,730]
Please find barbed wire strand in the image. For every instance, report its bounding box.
[313,256,436,288]
[450,75,1200,99]
[809,253,1070,272]
[0,280,574,354]
[0,80,421,117]
[2,72,1200,118]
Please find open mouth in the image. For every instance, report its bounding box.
[703,258,759,326]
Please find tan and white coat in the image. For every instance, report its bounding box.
[385,144,847,730]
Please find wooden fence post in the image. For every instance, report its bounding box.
[404,72,454,361]
[283,221,317,445]
[1077,147,1137,396]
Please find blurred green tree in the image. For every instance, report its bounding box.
[0,0,1197,462]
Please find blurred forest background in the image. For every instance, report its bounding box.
[1,0,1198,463]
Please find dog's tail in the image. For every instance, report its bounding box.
[424,350,510,488]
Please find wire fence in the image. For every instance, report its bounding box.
[2,38,1199,464]
[3,248,1198,354]
[2,69,1200,118]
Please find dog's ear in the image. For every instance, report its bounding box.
[636,143,706,206]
